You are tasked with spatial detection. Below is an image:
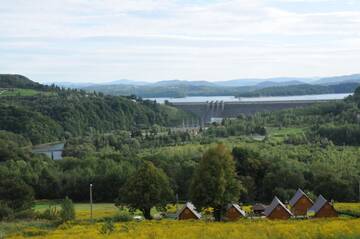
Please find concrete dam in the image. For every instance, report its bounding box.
[171,100,334,124]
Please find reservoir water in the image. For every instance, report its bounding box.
[145,93,352,104]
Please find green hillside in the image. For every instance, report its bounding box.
[0,75,194,144]
[237,82,360,97]
[0,74,44,89]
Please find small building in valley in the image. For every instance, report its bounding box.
[177,202,201,220]
[289,188,313,216]
[225,203,246,221]
[252,203,267,215]
[308,195,337,218]
[264,196,293,220]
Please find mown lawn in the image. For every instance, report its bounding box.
[34,202,119,220]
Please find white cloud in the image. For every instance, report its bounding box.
[0,0,360,82]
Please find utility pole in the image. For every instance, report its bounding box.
[90,183,93,222]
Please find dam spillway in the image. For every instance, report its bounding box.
[171,99,336,124]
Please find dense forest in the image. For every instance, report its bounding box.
[237,82,360,97]
[0,75,194,144]
[0,75,360,221]
[82,81,251,98]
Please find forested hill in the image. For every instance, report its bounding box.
[237,82,360,97]
[0,74,45,89]
[0,75,194,144]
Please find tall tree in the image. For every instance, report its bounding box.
[190,143,243,221]
[118,161,173,219]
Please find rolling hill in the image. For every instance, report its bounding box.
[0,75,193,144]
[237,82,360,97]
[67,74,360,98]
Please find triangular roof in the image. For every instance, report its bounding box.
[177,202,201,219]
[289,188,313,206]
[308,195,329,213]
[264,196,293,217]
[227,203,246,217]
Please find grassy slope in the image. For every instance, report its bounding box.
[0,89,41,97]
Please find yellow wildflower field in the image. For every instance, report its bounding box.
[3,202,358,239]
[334,203,360,215]
[7,218,360,239]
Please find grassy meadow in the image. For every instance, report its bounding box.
[34,202,119,220]
[1,202,359,239]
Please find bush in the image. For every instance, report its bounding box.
[0,203,13,221]
[38,206,60,221]
[13,209,36,219]
[60,197,75,222]
[99,220,115,235]
[105,211,133,222]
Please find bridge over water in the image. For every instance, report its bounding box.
[171,99,336,124]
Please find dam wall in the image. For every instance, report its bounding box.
[171,100,335,124]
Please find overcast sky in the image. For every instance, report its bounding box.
[1,0,360,83]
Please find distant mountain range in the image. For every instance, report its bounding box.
[48,74,360,98]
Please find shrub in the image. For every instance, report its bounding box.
[60,197,75,222]
[105,211,133,222]
[99,220,115,235]
[38,206,60,221]
[13,209,37,219]
[0,203,13,221]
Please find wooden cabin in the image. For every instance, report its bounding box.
[252,203,267,215]
[264,196,293,220]
[177,202,201,220]
[289,188,313,216]
[308,195,337,218]
[225,203,246,221]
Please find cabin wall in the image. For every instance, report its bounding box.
[292,196,313,216]
[179,208,198,220]
[225,207,242,221]
[315,203,338,218]
[267,205,291,220]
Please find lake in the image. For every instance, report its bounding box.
[145,93,352,104]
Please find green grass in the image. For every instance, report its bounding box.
[0,88,55,97]
[34,202,119,220]
[0,220,55,238]
[266,127,306,142]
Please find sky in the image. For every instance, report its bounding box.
[1,0,360,83]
